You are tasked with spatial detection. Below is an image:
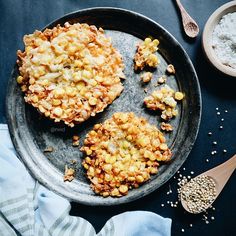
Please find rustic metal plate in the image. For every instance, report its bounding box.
[6,8,201,205]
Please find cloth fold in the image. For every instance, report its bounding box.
[0,124,171,236]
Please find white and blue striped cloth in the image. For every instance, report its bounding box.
[0,124,172,236]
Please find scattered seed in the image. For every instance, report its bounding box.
[213,141,217,145]
[217,112,220,115]
[206,159,209,162]
[225,110,228,113]
[181,229,185,232]
[161,204,165,207]
[221,118,224,122]
[205,220,209,224]
[190,171,194,175]
[211,216,215,220]
[189,224,193,227]
[183,167,186,171]
[216,107,219,111]
[223,149,227,153]
[208,132,212,136]
[187,176,191,179]
[219,126,223,129]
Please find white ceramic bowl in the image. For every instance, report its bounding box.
[202,1,236,77]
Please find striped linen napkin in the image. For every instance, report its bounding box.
[0,124,171,236]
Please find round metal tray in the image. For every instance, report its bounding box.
[6,7,201,205]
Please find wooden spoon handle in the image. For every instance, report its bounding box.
[203,155,236,196]
[175,0,196,26]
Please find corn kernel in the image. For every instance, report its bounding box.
[90,80,97,86]
[136,175,144,183]
[144,38,152,45]
[73,72,82,82]
[31,95,38,103]
[52,99,61,106]
[38,105,46,113]
[41,79,49,86]
[153,39,159,46]
[111,188,119,196]
[67,87,77,97]
[74,60,83,68]
[119,185,128,194]
[17,76,23,84]
[88,97,97,106]
[53,107,63,117]
[160,143,168,151]
[137,136,149,147]
[126,135,132,141]
[53,88,65,98]
[82,70,92,79]
[175,92,184,101]
[45,111,50,117]
[21,85,27,92]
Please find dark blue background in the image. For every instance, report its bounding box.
[1,0,235,235]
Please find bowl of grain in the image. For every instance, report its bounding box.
[202,1,236,77]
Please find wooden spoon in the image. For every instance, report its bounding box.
[181,154,236,213]
[175,0,199,38]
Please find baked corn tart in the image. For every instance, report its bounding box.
[17,22,125,127]
[81,112,172,197]
[134,37,160,70]
[144,85,184,120]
